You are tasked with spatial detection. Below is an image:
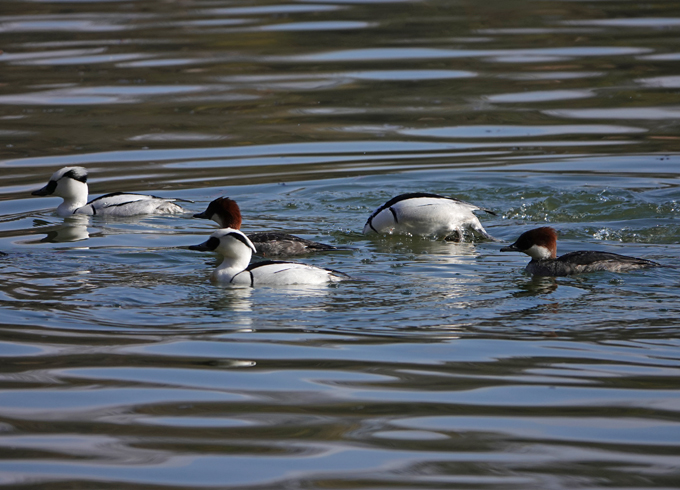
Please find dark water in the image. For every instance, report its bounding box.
[1,0,680,488]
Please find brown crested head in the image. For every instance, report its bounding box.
[214,197,242,229]
[517,227,557,258]
[501,226,558,259]
[194,196,242,229]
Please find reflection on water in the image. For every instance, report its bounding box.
[31,215,90,243]
[400,124,645,138]
[1,0,680,488]
[510,275,559,297]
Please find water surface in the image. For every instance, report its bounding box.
[1,0,680,488]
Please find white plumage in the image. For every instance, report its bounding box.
[189,228,349,286]
[363,192,496,241]
[32,166,187,217]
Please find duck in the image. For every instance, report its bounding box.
[31,166,188,217]
[189,228,350,285]
[193,197,340,256]
[363,192,497,241]
[500,226,660,276]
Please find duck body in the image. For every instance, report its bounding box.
[230,259,348,286]
[189,228,349,286]
[501,226,660,276]
[525,251,659,276]
[79,192,185,217]
[193,197,340,256]
[32,167,187,217]
[363,192,496,241]
[247,232,338,256]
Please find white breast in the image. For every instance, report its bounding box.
[523,244,553,260]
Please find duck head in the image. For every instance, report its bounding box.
[193,197,242,229]
[500,226,557,260]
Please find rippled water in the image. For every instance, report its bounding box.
[1,0,680,488]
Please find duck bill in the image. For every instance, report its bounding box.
[189,242,212,251]
[188,236,219,252]
[32,180,57,196]
[193,211,209,219]
[500,244,519,252]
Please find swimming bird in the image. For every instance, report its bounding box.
[32,166,188,217]
[500,226,660,276]
[193,197,340,256]
[362,192,497,241]
[189,228,350,285]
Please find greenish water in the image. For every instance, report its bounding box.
[1,0,680,488]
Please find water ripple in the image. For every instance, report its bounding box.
[1,0,680,488]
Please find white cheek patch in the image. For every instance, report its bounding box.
[524,244,552,260]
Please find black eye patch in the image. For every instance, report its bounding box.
[204,236,220,251]
[188,236,220,252]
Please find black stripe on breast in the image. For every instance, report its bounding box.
[245,260,290,271]
[245,260,292,286]
[367,217,378,233]
[229,270,254,286]
[389,206,398,223]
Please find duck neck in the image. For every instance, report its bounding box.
[57,200,86,217]
[56,183,89,216]
[212,254,251,283]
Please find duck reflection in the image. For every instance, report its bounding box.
[32,215,90,243]
[205,285,254,313]
[511,275,559,297]
[367,234,481,264]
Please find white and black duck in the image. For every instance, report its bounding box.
[189,228,350,286]
[363,192,497,241]
[32,166,188,217]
